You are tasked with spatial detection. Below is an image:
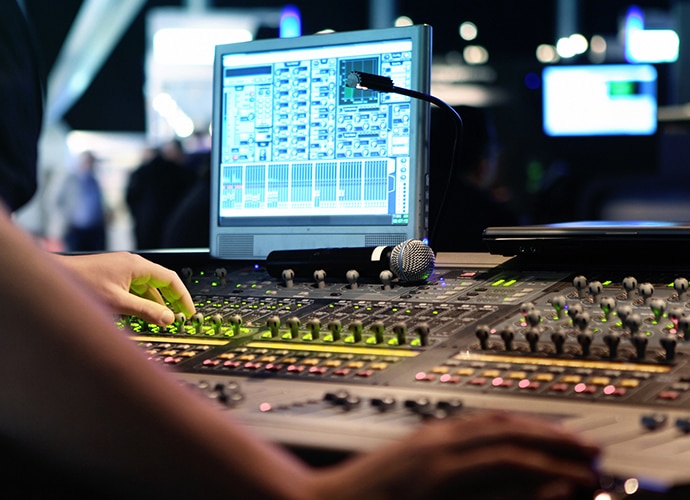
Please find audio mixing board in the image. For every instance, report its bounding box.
[126,251,690,499]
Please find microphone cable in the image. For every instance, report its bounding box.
[345,71,463,248]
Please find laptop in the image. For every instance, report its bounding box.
[482,220,690,257]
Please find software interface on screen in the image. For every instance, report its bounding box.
[210,26,431,259]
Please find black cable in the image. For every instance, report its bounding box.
[346,71,463,247]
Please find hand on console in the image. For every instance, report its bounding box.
[52,252,196,326]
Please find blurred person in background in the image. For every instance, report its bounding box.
[57,150,108,251]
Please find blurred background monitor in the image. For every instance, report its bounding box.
[542,64,658,137]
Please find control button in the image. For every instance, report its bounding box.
[641,413,668,430]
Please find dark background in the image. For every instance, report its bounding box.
[20,0,681,224]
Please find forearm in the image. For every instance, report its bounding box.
[0,211,315,498]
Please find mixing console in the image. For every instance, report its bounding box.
[124,252,690,498]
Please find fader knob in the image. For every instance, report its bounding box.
[520,302,536,315]
[228,314,242,336]
[371,396,396,413]
[631,334,648,361]
[567,303,584,320]
[551,295,567,319]
[173,313,186,333]
[572,311,590,331]
[660,334,678,362]
[348,320,364,343]
[346,269,360,289]
[475,324,490,350]
[180,267,193,286]
[576,330,593,357]
[370,320,385,344]
[266,316,281,338]
[500,326,515,351]
[525,309,541,328]
[625,313,642,336]
[210,313,223,335]
[392,322,407,345]
[525,327,540,353]
[603,331,620,358]
[573,275,588,299]
[191,312,204,334]
[622,276,638,299]
[327,319,342,341]
[551,329,566,355]
[380,270,394,290]
[414,323,430,346]
[588,280,603,303]
[638,282,654,304]
[215,267,228,285]
[313,269,327,289]
[616,304,633,324]
[286,317,301,339]
[668,307,684,331]
[649,298,666,324]
[281,269,295,288]
[679,316,690,341]
[599,296,616,322]
[306,318,321,340]
[674,277,689,300]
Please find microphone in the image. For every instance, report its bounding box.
[345,70,464,249]
[265,239,435,284]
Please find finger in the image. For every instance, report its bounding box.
[130,267,195,318]
[114,291,175,326]
[441,413,599,459]
[129,283,166,306]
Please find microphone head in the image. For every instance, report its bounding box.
[389,239,435,283]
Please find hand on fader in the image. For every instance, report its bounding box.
[53,252,196,326]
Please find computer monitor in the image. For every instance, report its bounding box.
[542,64,657,137]
[209,25,432,260]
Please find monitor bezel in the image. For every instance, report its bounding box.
[209,25,432,260]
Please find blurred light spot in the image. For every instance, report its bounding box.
[524,72,540,90]
[536,43,559,63]
[624,478,639,495]
[152,92,194,137]
[153,28,252,65]
[280,5,301,38]
[590,35,607,54]
[459,21,478,41]
[556,33,587,59]
[395,16,414,27]
[463,45,489,65]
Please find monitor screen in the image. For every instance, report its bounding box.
[542,64,657,137]
[210,25,432,260]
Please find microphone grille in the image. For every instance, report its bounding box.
[390,239,435,283]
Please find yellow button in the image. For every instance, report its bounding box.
[588,377,611,386]
[430,366,450,374]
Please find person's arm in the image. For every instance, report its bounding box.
[0,207,599,498]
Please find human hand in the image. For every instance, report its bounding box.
[53,252,196,326]
[317,411,600,500]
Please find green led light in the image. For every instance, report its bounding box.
[492,279,505,286]
[503,279,517,286]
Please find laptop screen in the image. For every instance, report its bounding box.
[209,25,432,260]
